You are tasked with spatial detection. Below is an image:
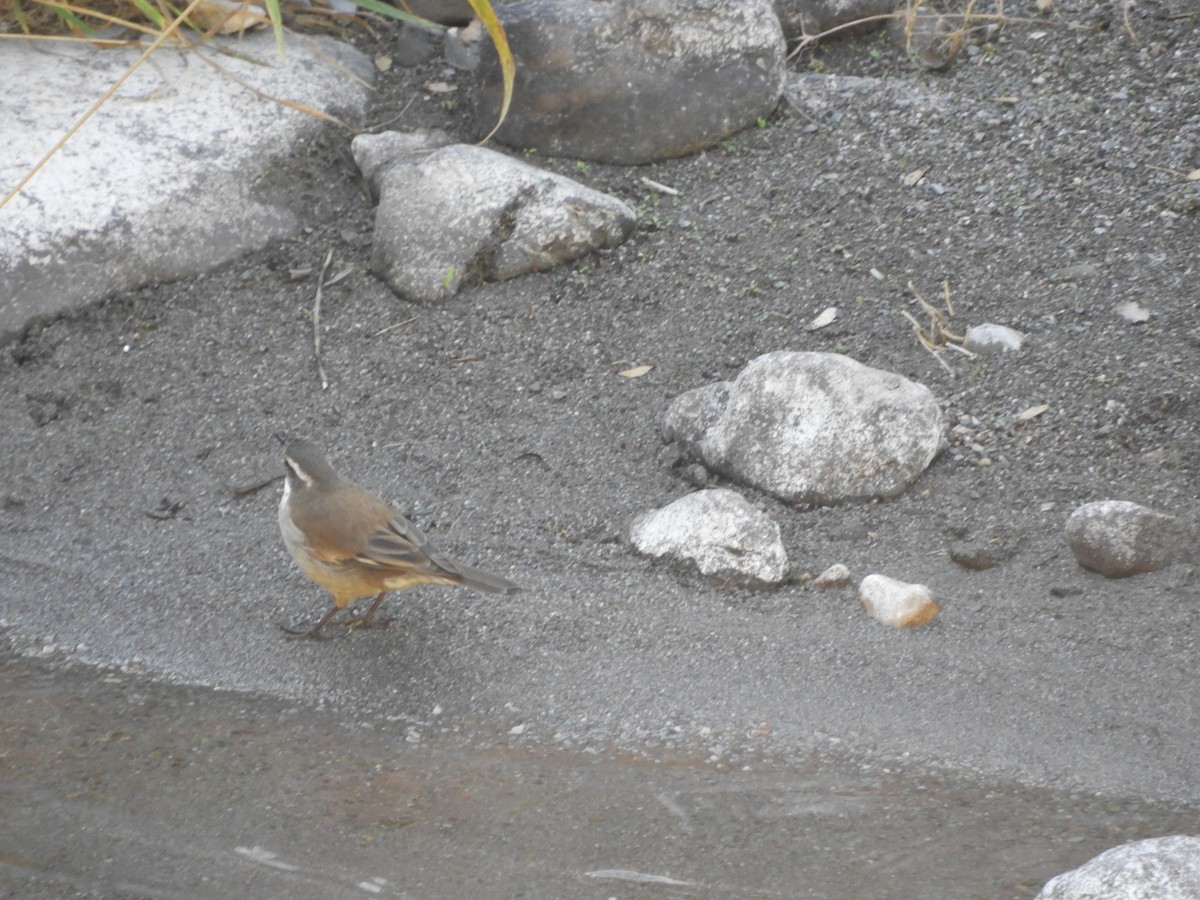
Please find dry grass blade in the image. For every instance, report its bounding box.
[900,309,955,375]
[901,280,971,374]
[312,248,334,390]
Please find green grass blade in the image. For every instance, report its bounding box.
[346,0,440,29]
[127,0,166,29]
[263,0,285,57]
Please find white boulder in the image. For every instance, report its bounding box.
[1036,835,1200,900]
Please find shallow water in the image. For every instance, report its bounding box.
[1,645,1195,900]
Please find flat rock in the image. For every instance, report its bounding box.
[630,489,789,586]
[1036,835,1200,900]
[0,31,375,343]
[470,0,786,164]
[664,352,944,504]
[859,574,940,628]
[353,133,637,303]
[1065,500,1195,578]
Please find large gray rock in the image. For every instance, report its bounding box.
[630,489,789,586]
[470,0,787,164]
[1036,835,1200,900]
[353,132,636,303]
[0,31,375,343]
[1065,500,1195,578]
[664,352,944,504]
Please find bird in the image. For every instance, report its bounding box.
[277,436,519,639]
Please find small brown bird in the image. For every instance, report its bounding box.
[278,437,519,639]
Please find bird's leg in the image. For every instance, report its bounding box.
[347,592,392,630]
[280,604,342,640]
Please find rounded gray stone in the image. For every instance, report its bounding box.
[679,352,944,504]
[1065,500,1195,578]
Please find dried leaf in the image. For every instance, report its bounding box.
[189,0,266,34]
[903,168,928,187]
[1185,169,1200,183]
[421,81,457,94]
[375,54,393,72]
[617,364,654,378]
[806,307,838,331]
[1017,404,1050,423]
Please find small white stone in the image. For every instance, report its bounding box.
[964,323,1024,354]
[1113,300,1151,323]
[858,574,940,627]
[813,563,851,587]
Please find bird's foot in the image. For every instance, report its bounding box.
[346,615,393,632]
[278,622,336,640]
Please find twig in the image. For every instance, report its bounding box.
[787,6,1089,60]
[780,92,823,127]
[1122,0,1138,44]
[788,13,899,56]
[374,315,419,337]
[639,177,679,196]
[313,249,334,391]
[366,92,419,132]
[1145,164,1191,178]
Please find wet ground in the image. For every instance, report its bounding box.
[2,643,1197,900]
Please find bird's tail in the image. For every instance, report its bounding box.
[455,563,521,595]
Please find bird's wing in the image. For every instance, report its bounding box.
[357,514,448,574]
